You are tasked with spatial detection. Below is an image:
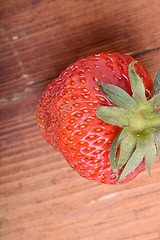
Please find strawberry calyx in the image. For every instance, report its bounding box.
[96,62,160,183]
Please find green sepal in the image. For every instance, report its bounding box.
[148,68,160,110]
[98,82,137,113]
[110,127,130,171]
[129,61,147,104]
[96,61,160,181]
[154,132,160,160]
[149,92,160,109]
[118,138,145,183]
[153,68,160,95]
[145,136,156,176]
[116,134,136,169]
[96,106,130,128]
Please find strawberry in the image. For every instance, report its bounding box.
[37,52,160,184]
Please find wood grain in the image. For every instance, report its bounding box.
[0,0,160,239]
[1,0,160,100]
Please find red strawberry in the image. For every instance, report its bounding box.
[37,52,160,184]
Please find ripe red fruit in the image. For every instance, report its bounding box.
[37,52,160,184]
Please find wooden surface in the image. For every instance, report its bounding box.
[0,0,160,239]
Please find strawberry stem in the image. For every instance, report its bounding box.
[142,116,160,128]
[129,112,160,134]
